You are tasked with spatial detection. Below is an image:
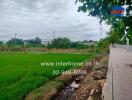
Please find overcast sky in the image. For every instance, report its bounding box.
[0,0,110,41]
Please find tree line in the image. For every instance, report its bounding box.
[0,37,95,51]
[0,37,41,47]
[47,37,94,49]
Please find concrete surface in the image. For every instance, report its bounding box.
[103,45,132,100]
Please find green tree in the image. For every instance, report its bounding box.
[0,41,4,46]
[76,0,132,44]
[48,37,71,48]
[6,38,24,47]
[34,37,41,45]
[24,37,42,47]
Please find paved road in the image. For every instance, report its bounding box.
[104,45,132,100]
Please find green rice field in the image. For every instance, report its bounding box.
[0,53,95,100]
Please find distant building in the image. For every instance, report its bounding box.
[41,39,52,45]
[78,40,98,46]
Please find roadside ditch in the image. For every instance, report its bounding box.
[26,55,108,100]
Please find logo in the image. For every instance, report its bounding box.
[111,6,124,17]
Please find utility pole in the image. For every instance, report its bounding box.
[100,24,103,40]
[14,34,17,46]
[53,31,56,40]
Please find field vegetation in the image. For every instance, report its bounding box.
[0,52,96,100]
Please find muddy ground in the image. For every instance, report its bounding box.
[26,56,108,100]
[53,56,108,100]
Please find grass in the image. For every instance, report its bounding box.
[0,52,96,100]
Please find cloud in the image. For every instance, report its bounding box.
[0,0,110,41]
